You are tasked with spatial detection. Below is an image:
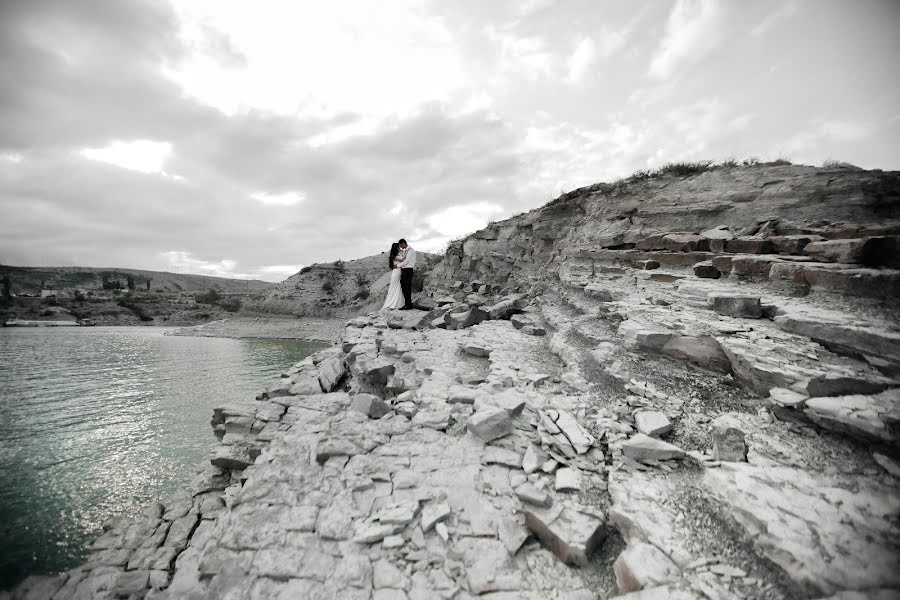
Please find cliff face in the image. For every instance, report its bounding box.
[248,252,441,318]
[426,163,900,300]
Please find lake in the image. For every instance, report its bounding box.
[0,326,327,590]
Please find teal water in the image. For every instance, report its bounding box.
[0,326,327,590]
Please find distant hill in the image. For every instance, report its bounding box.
[0,265,272,295]
[248,252,442,317]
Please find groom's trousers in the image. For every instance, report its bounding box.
[400,268,414,308]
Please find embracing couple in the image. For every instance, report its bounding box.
[381,239,418,311]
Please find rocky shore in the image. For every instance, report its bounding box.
[7,163,900,600]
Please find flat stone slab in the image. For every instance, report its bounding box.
[621,434,684,461]
[804,389,900,443]
[704,462,900,596]
[523,505,606,567]
[515,484,552,508]
[613,542,680,593]
[555,467,581,492]
[634,411,672,437]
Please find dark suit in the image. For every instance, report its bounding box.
[400,268,414,308]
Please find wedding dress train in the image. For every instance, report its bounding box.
[381,268,405,310]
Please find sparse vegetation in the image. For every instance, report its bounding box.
[655,160,714,177]
[117,298,153,321]
[822,159,858,169]
[195,288,222,304]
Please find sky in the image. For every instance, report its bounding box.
[1,0,898,282]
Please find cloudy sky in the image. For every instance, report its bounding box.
[1,0,898,281]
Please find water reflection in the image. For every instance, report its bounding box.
[0,326,326,589]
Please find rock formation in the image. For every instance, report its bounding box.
[248,252,441,318]
[10,163,900,600]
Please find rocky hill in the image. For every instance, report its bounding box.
[0,266,273,326]
[12,162,900,600]
[0,265,272,295]
[249,252,442,318]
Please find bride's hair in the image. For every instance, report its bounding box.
[388,242,400,269]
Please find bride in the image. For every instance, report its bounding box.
[381,242,406,310]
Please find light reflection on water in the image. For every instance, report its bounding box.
[0,326,327,590]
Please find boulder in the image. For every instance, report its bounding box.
[412,408,451,431]
[523,505,606,566]
[465,293,488,307]
[461,340,492,357]
[522,444,547,474]
[700,225,735,240]
[621,434,684,461]
[804,389,900,443]
[538,409,595,456]
[515,484,552,508]
[634,411,673,437]
[363,358,396,385]
[804,238,871,264]
[584,283,614,301]
[708,294,763,318]
[447,308,489,330]
[510,314,531,330]
[487,296,526,320]
[467,407,512,442]
[265,379,295,398]
[421,501,451,532]
[634,260,661,270]
[711,415,747,462]
[660,335,731,372]
[210,445,253,471]
[613,543,680,593]
[692,261,720,279]
[351,394,391,419]
[317,357,346,392]
[481,388,528,417]
[768,387,808,408]
[555,468,581,492]
[770,234,823,255]
[724,238,775,254]
[483,446,522,468]
[662,234,709,252]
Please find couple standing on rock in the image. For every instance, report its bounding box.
[382,238,418,311]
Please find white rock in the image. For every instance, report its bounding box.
[515,484,552,508]
[522,444,546,474]
[523,505,606,567]
[768,387,808,408]
[421,501,451,532]
[621,434,684,461]
[555,468,581,492]
[634,411,673,437]
[613,542,680,593]
[467,407,512,442]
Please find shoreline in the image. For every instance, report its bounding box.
[164,316,347,344]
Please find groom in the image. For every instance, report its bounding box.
[397,238,416,310]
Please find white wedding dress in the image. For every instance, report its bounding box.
[381,267,405,310]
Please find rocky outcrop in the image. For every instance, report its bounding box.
[12,164,900,600]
